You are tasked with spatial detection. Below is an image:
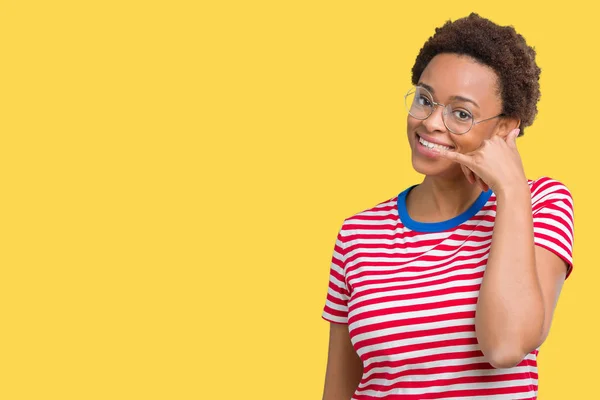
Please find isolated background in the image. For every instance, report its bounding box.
[1,1,594,399]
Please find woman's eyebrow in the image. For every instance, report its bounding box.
[450,95,480,108]
[417,82,480,109]
[418,82,435,94]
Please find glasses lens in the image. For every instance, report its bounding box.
[405,87,433,120]
[444,104,474,134]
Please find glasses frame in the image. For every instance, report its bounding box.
[404,86,505,135]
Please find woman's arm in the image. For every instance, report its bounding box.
[322,322,363,400]
[476,183,569,368]
[434,131,570,369]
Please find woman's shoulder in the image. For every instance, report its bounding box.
[527,176,569,188]
[527,176,574,206]
[527,176,571,192]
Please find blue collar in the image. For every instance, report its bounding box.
[397,185,493,232]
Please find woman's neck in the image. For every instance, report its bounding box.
[406,175,485,223]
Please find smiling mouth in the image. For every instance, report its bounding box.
[416,134,454,151]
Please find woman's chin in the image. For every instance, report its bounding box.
[411,154,458,177]
[411,153,440,174]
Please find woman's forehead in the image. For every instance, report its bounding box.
[419,53,500,103]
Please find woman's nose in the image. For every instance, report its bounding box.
[422,105,447,133]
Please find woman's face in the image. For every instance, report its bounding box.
[407,53,507,178]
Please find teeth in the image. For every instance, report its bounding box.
[419,136,452,151]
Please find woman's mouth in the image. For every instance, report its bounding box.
[417,134,454,151]
[415,134,455,158]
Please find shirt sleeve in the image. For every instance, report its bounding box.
[322,221,350,324]
[531,177,575,280]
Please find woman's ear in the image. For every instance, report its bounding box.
[495,117,521,140]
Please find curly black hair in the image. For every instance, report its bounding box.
[411,13,541,136]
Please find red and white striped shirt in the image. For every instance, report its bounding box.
[322,177,574,399]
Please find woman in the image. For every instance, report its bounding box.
[321,13,574,399]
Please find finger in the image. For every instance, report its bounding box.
[475,174,489,192]
[461,165,475,184]
[432,147,474,168]
[480,179,489,192]
[474,174,484,191]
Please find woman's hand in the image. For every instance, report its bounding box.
[432,128,526,195]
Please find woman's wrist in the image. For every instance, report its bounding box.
[493,179,530,201]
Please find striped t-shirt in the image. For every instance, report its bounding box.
[322,176,574,399]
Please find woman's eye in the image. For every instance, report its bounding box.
[453,110,472,121]
[418,96,433,107]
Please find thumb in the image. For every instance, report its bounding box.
[507,128,520,148]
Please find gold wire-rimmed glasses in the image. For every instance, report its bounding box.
[404,86,504,135]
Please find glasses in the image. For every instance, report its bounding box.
[404,86,504,135]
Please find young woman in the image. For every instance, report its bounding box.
[321,13,574,399]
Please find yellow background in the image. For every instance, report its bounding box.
[0,1,595,399]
